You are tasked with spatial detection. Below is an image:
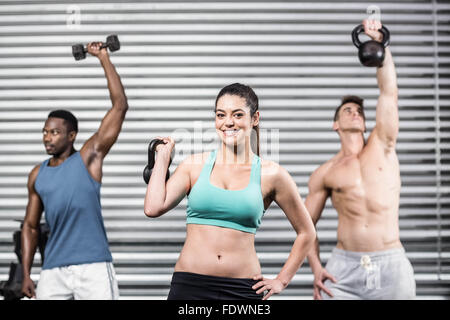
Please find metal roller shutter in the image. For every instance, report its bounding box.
[0,0,448,299]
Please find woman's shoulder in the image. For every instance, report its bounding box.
[260,158,280,171]
[259,158,287,181]
[259,158,298,195]
[179,151,211,167]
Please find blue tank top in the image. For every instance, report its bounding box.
[34,152,112,270]
[186,150,265,234]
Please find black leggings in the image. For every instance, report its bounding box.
[167,272,264,300]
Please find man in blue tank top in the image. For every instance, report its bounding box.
[21,41,128,300]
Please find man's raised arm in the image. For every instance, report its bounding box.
[365,19,399,149]
[82,41,129,160]
[80,42,128,182]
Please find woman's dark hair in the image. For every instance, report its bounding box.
[215,83,260,156]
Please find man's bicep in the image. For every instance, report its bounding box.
[25,167,44,228]
[25,194,43,229]
[94,106,127,155]
[374,92,399,148]
[80,106,126,163]
[305,172,329,225]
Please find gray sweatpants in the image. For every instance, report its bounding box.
[322,247,416,300]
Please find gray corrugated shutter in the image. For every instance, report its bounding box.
[0,1,448,299]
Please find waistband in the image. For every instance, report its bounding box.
[169,271,263,300]
[331,247,406,262]
[171,271,258,286]
[173,271,258,282]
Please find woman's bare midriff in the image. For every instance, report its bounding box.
[174,224,261,278]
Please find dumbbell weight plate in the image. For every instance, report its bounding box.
[106,35,120,52]
[72,44,86,60]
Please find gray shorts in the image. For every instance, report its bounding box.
[322,247,416,300]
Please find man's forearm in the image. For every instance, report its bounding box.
[377,48,398,96]
[364,20,397,97]
[21,226,39,278]
[99,55,128,108]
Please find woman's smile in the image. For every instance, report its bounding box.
[223,129,241,137]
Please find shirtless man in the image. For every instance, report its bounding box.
[305,19,416,300]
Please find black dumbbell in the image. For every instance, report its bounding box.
[352,24,390,67]
[72,35,120,61]
[143,139,172,184]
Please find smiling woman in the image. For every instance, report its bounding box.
[143,83,316,300]
[214,83,260,157]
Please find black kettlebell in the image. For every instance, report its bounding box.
[143,139,172,184]
[352,24,390,67]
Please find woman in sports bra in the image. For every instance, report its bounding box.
[144,83,316,300]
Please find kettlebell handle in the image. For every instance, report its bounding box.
[352,24,390,48]
[147,139,166,167]
[143,139,172,184]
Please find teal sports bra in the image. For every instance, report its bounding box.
[186,150,265,234]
